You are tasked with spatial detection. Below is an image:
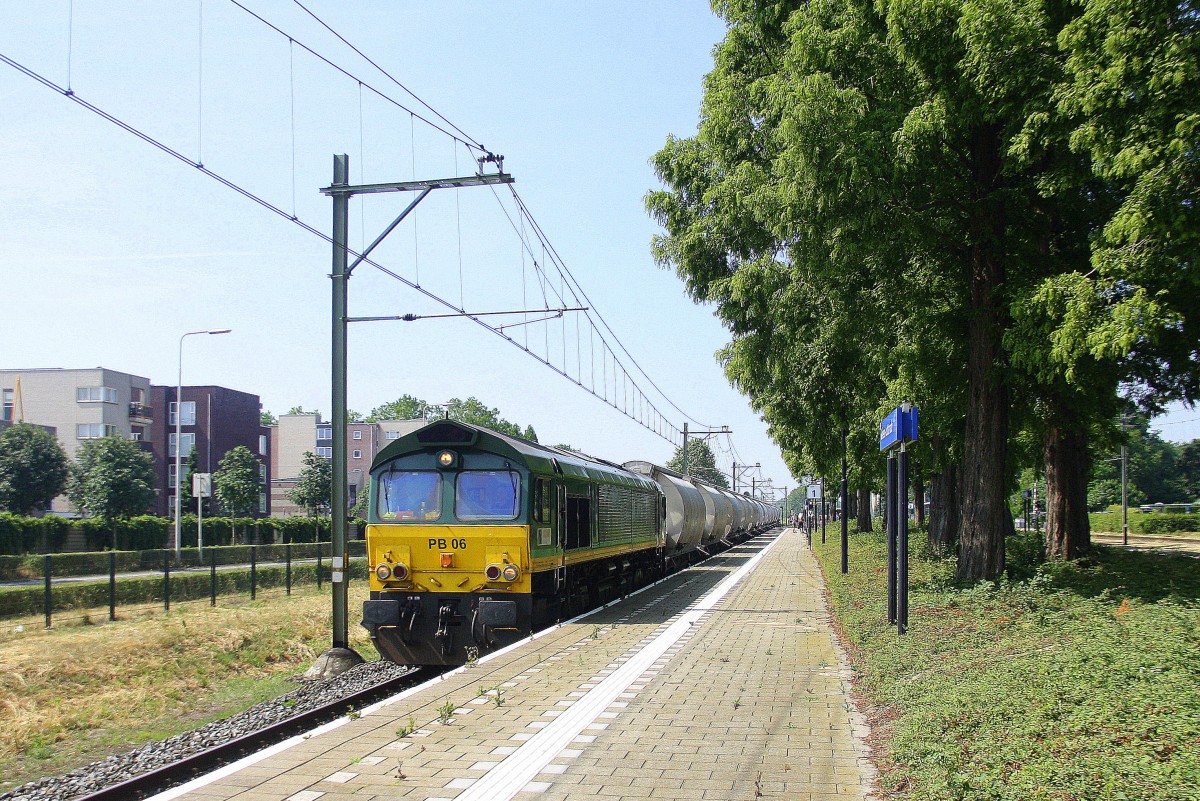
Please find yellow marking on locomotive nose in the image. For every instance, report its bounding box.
[457,577,470,587]
[428,577,442,587]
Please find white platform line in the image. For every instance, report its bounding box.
[453,533,782,801]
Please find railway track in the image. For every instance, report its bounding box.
[3,663,442,801]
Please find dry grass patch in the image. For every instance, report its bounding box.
[0,584,379,792]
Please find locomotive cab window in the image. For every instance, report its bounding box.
[532,478,551,523]
[377,471,442,521]
[455,470,521,520]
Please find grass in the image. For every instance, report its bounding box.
[0,582,379,793]
[816,528,1200,801]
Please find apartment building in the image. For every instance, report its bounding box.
[148,385,269,519]
[269,414,425,518]
[0,368,154,514]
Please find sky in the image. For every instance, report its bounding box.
[1,1,1195,506]
[0,1,806,497]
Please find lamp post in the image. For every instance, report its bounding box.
[175,329,231,558]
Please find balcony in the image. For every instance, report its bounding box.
[129,402,154,423]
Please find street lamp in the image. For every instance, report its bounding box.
[175,328,231,558]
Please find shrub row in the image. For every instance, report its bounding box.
[0,514,71,554]
[0,559,370,619]
[0,514,369,556]
[0,540,368,581]
[1089,511,1200,535]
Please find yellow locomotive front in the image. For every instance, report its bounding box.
[362,422,538,665]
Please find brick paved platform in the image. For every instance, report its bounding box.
[154,527,873,801]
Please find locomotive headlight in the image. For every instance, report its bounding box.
[375,563,392,581]
[484,563,502,581]
[436,450,458,469]
[500,564,520,582]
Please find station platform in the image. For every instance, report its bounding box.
[153,527,873,801]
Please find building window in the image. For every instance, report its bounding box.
[169,432,196,457]
[168,463,178,489]
[1,389,12,422]
[168,401,196,426]
[385,431,400,440]
[259,434,268,455]
[77,386,118,404]
[259,464,267,480]
[259,493,267,514]
[315,447,333,459]
[317,427,332,441]
[353,430,362,440]
[352,449,362,459]
[168,495,177,515]
[77,423,117,439]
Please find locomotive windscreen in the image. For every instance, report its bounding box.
[455,470,521,520]
[378,471,442,520]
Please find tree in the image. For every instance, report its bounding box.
[177,447,212,517]
[665,439,729,489]
[1176,440,1200,502]
[286,406,316,416]
[0,423,69,515]
[647,0,1200,578]
[554,443,581,453]
[522,425,539,443]
[367,395,433,422]
[289,451,332,516]
[350,481,371,520]
[214,446,262,518]
[347,409,364,423]
[68,436,155,525]
[260,410,278,427]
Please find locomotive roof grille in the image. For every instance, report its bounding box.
[416,421,478,445]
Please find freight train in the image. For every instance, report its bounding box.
[360,419,780,665]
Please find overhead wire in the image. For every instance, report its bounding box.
[1,8,736,450]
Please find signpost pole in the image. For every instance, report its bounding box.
[887,453,897,625]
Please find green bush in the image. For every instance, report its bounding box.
[0,558,369,618]
[1140,513,1200,534]
[0,540,367,581]
[0,514,73,554]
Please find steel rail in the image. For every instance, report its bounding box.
[71,666,442,801]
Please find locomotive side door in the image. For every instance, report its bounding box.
[553,481,567,591]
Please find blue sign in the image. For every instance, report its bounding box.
[880,405,919,452]
[879,408,902,451]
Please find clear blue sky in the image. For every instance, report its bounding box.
[0,1,804,496]
[2,1,1194,504]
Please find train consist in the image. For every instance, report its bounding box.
[360,419,780,666]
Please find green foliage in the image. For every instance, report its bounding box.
[288,452,331,517]
[0,513,71,555]
[816,530,1200,800]
[68,436,155,523]
[647,0,1200,581]
[665,439,729,488]
[214,446,261,518]
[367,393,537,440]
[367,395,431,422]
[260,409,277,427]
[0,558,369,618]
[1090,423,1193,509]
[0,424,69,516]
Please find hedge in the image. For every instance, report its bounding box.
[0,514,369,556]
[0,540,368,581]
[1089,511,1200,535]
[0,514,71,554]
[0,559,370,619]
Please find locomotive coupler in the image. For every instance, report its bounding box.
[434,603,454,657]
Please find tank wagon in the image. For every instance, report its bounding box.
[361,419,779,666]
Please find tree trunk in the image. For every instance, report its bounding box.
[913,468,926,529]
[1044,424,1092,559]
[956,123,1010,583]
[929,464,959,555]
[856,486,873,532]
